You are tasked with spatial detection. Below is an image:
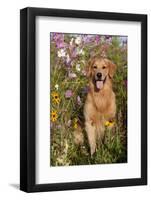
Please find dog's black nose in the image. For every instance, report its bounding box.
[97,73,102,78]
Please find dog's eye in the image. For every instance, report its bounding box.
[102,66,106,69]
[93,65,97,69]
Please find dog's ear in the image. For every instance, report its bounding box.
[86,57,95,78]
[106,59,116,78]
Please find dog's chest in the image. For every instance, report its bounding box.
[93,91,112,113]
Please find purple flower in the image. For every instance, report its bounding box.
[70,47,77,58]
[82,35,94,44]
[65,90,73,98]
[56,41,65,48]
[77,96,82,105]
[95,35,101,44]
[65,54,72,66]
[51,33,66,48]
[82,86,89,94]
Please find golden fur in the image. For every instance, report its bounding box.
[84,56,116,155]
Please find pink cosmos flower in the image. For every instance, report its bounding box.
[81,69,87,76]
[68,72,77,79]
[65,90,73,98]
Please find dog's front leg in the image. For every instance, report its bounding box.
[96,120,105,142]
[85,120,96,156]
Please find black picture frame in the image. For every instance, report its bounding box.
[20,7,147,192]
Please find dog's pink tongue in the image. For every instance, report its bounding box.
[96,81,103,89]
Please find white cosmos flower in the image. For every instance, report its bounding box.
[68,72,77,78]
[57,49,66,57]
[54,84,59,90]
[80,49,85,55]
[70,38,74,46]
[76,64,81,72]
[75,36,82,45]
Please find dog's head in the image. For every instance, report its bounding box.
[86,56,116,90]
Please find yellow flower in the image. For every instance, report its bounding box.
[51,91,58,97]
[74,123,78,129]
[53,97,60,105]
[105,121,110,126]
[51,91,60,105]
[105,121,115,127]
[51,110,58,122]
[73,118,78,129]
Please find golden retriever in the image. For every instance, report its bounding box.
[84,56,116,155]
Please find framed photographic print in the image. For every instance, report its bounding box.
[20,7,147,192]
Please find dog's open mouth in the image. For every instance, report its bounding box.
[96,80,104,90]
